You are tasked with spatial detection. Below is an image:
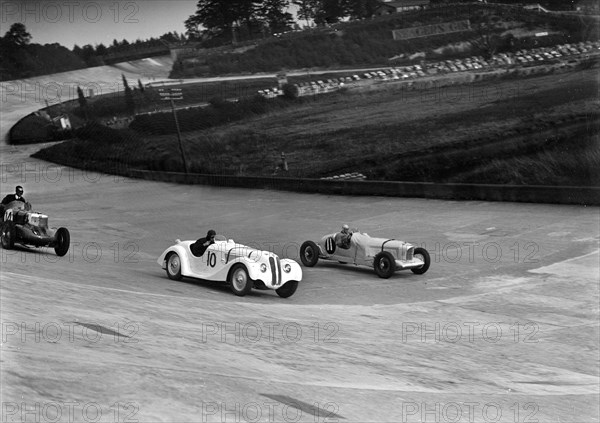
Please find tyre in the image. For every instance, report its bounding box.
[276,280,298,298]
[374,251,395,279]
[1,221,15,250]
[54,227,70,257]
[166,252,183,281]
[411,247,431,275]
[229,264,253,296]
[300,241,319,267]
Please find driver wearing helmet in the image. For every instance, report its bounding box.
[191,229,216,257]
[335,224,352,249]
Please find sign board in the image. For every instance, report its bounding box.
[60,116,72,130]
[158,87,183,101]
[392,20,471,40]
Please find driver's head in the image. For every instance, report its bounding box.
[207,229,216,240]
[342,224,349,234]
[15,186,23,196]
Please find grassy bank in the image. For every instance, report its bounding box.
[33,66,600,187]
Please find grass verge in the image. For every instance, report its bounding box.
[33,66,600,187]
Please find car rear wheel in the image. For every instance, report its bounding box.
[411,247,431,275]
[300,241,319,267]
[54,227,70,257]
[229,264,253,296]
[374,251,395,279]
[166,252,183,281]
[276,280,298,298]
[1,221,15,250]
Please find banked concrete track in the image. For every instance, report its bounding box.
[1,143,598,422]
[0,56,174,144]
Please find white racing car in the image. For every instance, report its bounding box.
[157,235,302,297]
[300,230,430,278]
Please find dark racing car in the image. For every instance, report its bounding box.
[1,200,70,257]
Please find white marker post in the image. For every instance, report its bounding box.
[158,87,188,174]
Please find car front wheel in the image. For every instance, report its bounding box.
[276,280,298,298]
[374,251,395,279]
[229,264,253,296]
[166,252,183,281]
[411,247,431,275]
[54,227,70,257]
[300,241,319,267]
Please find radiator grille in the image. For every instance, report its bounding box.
[269,257,278,285]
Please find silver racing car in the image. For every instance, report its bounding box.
[300,229,430,278]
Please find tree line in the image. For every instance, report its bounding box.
[0,23,185,81]
[184,0,381,43]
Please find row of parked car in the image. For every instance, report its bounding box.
[256,40,599,98]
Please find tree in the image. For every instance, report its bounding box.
[95,43,107,56]
[3,23,32,46]
[122,74,135,115]
[77,86,88,108]
[185,0,264,40]
[293,0,319,26]
[343,0,380,19]
[80,44,96,62]
[184,14,204,40]
[314,0,346,24]
[472,14,505,58]
[77,86,89,120]
[260,0,294,33]
[138,79,145,92]
[282,83,299,99]
[72,44,82,57]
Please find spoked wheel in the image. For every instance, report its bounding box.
[411,247,431,275]
[166,252,183,281]
[300,241,319,267]
[229,264,253,296]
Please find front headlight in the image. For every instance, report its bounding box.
[260,263,267,273]
[283,263,291,273]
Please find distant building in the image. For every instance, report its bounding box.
[374,0,430,16]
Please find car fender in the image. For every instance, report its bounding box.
[235,257,265,282]
[157,243,192,276]
[227,256,302,289]
[281,258,302,283]
[225,255,272,283]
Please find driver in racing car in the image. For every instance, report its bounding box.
[1,185,26,205]
[191,229,216,257]
[335,224,352,249]
[1,185,27,220]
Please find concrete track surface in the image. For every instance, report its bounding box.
[0,56,174,144]
[1,143,598,423]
